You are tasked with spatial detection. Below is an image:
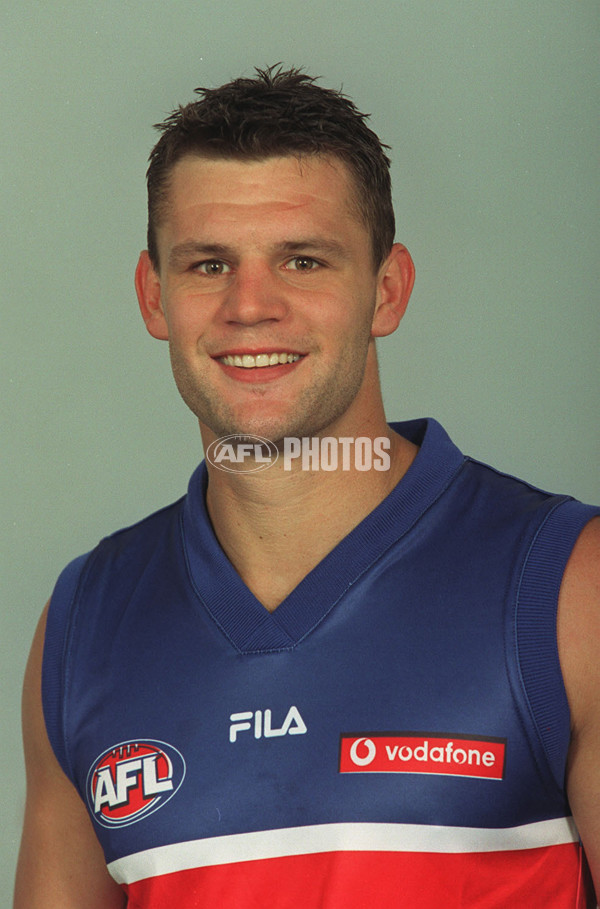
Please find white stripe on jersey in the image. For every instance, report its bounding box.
[108,816,580,884]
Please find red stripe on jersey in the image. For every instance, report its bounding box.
[122,843,590,908]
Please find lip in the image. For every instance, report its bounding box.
[214,353,306,384]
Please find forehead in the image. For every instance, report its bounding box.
[161,153,363,236]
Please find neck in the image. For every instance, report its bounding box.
[202,419,417,611]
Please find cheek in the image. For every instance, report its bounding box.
[316,285,375,329]
[161,296,211,342]
[329,292,377,340]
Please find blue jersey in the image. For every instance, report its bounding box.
[43,419,599,907]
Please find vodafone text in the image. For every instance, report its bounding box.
[339,733,506,780]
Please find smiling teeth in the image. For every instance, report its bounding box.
[220,353,301,368]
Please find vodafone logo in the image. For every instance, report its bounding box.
[87,740,186,828]
[340,732,506,780]
[349,737,377,766]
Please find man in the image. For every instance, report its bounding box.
[15,66,599,907]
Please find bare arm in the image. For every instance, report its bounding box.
[14,602,126,909]
[558,517,600,902]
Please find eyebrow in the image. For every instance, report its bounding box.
[275,239,349,260]
[167,237,350,268]
[168,242,231,268]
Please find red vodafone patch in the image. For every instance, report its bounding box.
[339,733,506,780]
[86,740,186,827]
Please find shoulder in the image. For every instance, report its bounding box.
[43,494,189,769]
[53,494,187,596]
[557,517,600,894]
[558,515,600,722]
[44,495,187,666]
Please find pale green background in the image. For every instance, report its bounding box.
[2,0,598,898]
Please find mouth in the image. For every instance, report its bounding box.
[213,350,306,385]
[217,352,303,369]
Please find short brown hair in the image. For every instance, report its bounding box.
[146,65,395,269]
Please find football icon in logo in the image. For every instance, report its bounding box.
[87,740,186,827]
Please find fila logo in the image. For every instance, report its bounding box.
[339,732,506,780]
[229,706,307,743]
[86,740,186,827]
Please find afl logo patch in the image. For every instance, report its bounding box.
[86,740,186,828]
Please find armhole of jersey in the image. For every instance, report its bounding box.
[42,552,91,782]
[516,499,600,790]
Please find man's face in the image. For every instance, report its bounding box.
[139,154,405,444]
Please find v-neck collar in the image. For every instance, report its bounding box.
[182,419,465,653]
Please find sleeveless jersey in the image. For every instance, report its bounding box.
[42,418,599,907]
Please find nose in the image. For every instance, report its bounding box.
[221,261,288,325]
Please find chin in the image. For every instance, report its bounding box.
[192,382,363,447]
[198,412,291,446]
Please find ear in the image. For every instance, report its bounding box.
[371,243,415,339]
[135,251,169,340]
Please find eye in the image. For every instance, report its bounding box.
[195,260,231,276]
[285,256,320,272]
